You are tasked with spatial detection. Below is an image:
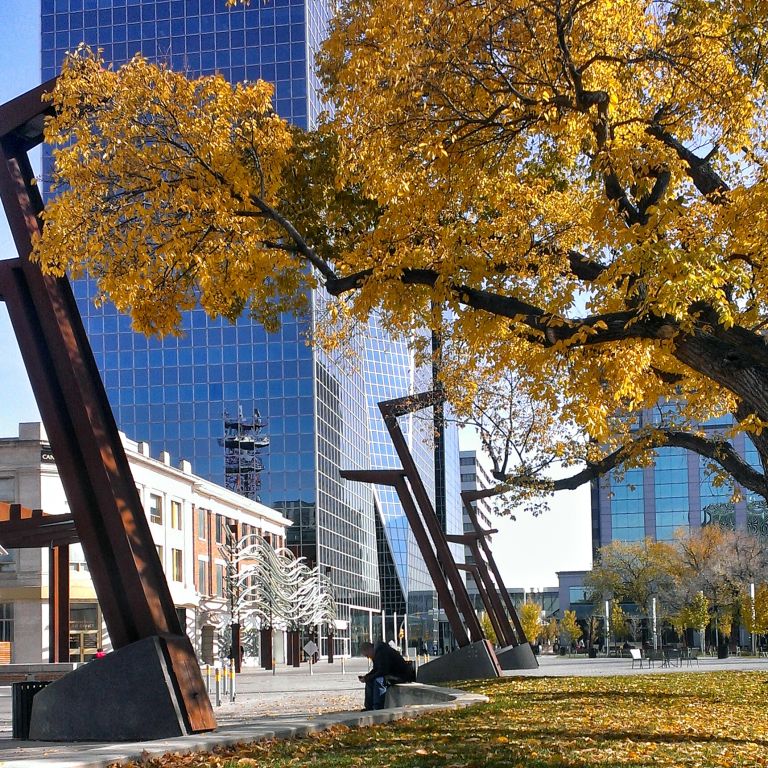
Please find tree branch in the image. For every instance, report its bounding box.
[646,123,729,201]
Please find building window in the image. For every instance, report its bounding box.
[171,500,182,530]
[569,586,590,604]
[610,467,645,542]
[197,559,208,594]
[172,549,183,582]
[149,493,163,525]
[197,508,207,540]
[215,563,225,596]
[654,447,689,541]
[0,603,13,642]
[215,515,225,545]
[0,477,14,502]
[156,545,164,565]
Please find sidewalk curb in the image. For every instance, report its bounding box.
[0,688,488,768]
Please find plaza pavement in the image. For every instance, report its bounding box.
[0,653,766,767]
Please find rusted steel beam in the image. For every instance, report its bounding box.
[0,82,214,732]
[462,491,528,644]
[49,546,69,663]
[456,562,508,645]
[378,394,484,643]
[446,529,517,647]
[341,468,470,646]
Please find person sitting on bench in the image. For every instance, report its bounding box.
[359,640,415,710]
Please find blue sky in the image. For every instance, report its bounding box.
[0,2,41,436]
[0,1,591,586]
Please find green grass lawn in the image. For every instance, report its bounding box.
[129,672,768,768]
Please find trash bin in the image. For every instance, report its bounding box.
[12,681,50,740]
[717,643,729,659]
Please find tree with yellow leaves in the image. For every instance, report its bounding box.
[33,0,768,507]
[519,601,543,646]
[561,609,583,651]
[682,592,711,652]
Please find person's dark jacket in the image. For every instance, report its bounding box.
[362,642,415,683]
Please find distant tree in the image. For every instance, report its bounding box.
[561,610,583,649]
[610,603,629,642]
[543,618,560,650]
[741,584,768,641]
[586,539,677,617]
[520,602,543,646]
[479,612,498,647]
[681,593,711,652]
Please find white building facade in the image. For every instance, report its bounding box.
[0,423,289,663]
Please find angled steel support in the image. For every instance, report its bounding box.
[49,545,69,662]
[456,561,507,645]
[342,469,470,646]
[462,490,528,644]
[447,531,518,647]
[0,82,214,732]
[378,393,484,643]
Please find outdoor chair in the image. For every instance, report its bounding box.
[666,648,682,667]
[629,648,649,669]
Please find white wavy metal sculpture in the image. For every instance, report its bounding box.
[210,533,337,631]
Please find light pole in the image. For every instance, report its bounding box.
[605,599,611,656]
[652,597,658,651]
[751,582,756,655]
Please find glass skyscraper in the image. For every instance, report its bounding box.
[591,410,768,551]
[41,0,463,653]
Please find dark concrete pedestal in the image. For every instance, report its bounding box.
[416,640,500,685]
[29,635,205,742]
[496,642,539,670]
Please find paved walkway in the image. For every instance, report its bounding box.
[1,653,767,767]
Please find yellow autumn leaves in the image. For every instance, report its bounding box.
[36,46,303,336]
[31,0,768,476]
[120,672,768,768]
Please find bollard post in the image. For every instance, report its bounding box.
[230,659,236,703]
[341,656,345,675]
[309,656,313,676]
[205,664,210,693]
[215,667,221,707]
[272,658,276,676]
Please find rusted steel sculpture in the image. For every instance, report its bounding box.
[0,502,77,662]
[0,82,214,733]
[343,392,487,647]
[343,391,530,656]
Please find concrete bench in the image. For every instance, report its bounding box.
[384,682,487,710]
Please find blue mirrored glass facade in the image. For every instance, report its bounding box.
[41,0,383,632]
[593,405,761,548]
[40,0,468,647]
[364,321,439,644]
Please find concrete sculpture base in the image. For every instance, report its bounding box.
[29,635,196,742]
[416,640,500,685]
[496,642,539,670]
